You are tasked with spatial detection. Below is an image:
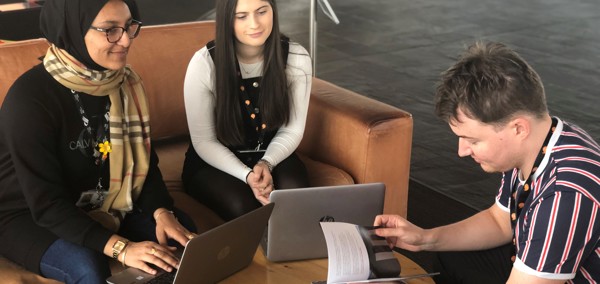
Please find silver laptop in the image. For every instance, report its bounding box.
[261,183,385,262]
[107,203,274,284]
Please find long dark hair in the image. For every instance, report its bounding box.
[214,0,290,147]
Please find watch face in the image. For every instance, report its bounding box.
[115,241,125,250]
[113,240,127,258]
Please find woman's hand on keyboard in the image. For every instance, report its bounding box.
[122,241,180,275]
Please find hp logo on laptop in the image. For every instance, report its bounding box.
[319,215,335,222]
[217,246,231,260]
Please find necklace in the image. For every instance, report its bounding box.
[508,117,557,262]
[239,61,263,75]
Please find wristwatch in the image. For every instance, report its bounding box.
[112,239,129,259]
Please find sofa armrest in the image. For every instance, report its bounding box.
[298,78,413,217]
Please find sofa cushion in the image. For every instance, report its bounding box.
[170,191,224,233]
[0,257,61,284]
[153,138,188,192]
[298,154,354,186]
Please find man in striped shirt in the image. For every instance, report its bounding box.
[374,41,599,283]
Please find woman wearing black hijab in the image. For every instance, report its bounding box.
[0,0,196,282]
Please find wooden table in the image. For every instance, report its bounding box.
[221,248,435,283]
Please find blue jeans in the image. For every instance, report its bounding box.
[40,208,196,284]
[40,239,110,284]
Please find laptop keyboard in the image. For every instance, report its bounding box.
[147,271,176,284]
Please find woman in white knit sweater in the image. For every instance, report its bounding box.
[182,0,312,221]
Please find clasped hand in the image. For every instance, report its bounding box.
[247,161,274,205]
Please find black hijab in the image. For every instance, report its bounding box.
[40,0,140,71]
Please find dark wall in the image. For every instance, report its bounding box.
[0,0,215,40]
[136,0,215,25]
[0,7,42,40]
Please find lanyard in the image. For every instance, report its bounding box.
[71,90,111,165]
[509,117,557,261]
[234,61,266,150]
[71,90,111,208]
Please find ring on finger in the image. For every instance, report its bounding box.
[149,248,156,255]
[187,234,194,240]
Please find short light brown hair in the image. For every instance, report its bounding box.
[434,41,547,126]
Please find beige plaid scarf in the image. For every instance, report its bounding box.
[43,44,151,229]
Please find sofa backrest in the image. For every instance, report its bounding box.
[0,20,216,140]
[127,21,215,140]
[0,38,48,105]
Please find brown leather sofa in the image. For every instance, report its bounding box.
[0,21,413,283]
